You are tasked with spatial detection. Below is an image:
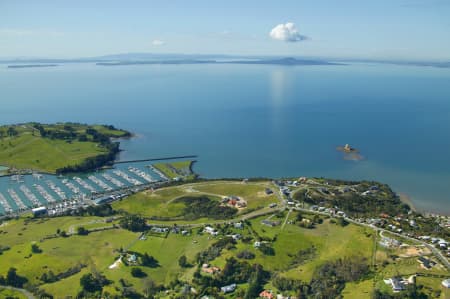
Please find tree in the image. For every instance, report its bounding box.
[77,226,89,235]
[130,267,147,278]
[80,273,103,293]
[120,215,147,232]
[6,127,18,137]
[31,243,42,253]
[178,255,188,268]
[141,253,159,268]
[259,243,275,256]
[6,267,27,288]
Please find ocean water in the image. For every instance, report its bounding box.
[1,62,449,214]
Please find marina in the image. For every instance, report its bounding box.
[0,161,166,216]
[113,169,143,186]
[88,175,113,191]
[34,184,56,203]
[20,185,42,206]
[128,166,154,182]
[8,188,27,210]
[74,176,97,193]
[46,180,67,200]
[0,192,13,213]
[102,173,125,188]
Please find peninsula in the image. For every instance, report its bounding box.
[0,123,131,174]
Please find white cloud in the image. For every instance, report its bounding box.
[269,22,307,42]
[152,39,165,46]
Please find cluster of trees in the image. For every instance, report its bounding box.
[40,264,85,284]
[130,267,147,278]
[31,243,42,253]
[293,183,410,217]
[0,267,28,288]
[193,258,269,299]
[175,196,238,220]
[196,237,236,264]
[141,253,159,268]
[307,257,370,298]
[77,226,89,235]
[288,246,317,269]
[272,274,305,292]
[236,250,255,260]
[79,272,111,295]
[120,215,147,232]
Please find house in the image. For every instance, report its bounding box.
[204,226,218,236]
[234,222,243,229]
[221,283,236,294]
[32,206,47,217]
[202,264,221,274]
[265,188,273,195]
[227,234,241,241]
[261,219,280,227]
[127,254,137,264]
[442,279,450,288]
[388,277,406,292]
[151,227,169,233]
[259,290,274,299]
[417,257,435,270]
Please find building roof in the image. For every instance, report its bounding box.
[442,279,450,288]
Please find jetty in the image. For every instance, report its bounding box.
[34,184,56,203]
[113,170,143,186]
[0,192,13,213]
[114,155,197,164]
[88,176,113,191]
[8,189,27,210]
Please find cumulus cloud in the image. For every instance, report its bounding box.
[152,39,165,46]
[269,22,307,42]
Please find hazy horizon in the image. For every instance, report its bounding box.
[1,1,450,61]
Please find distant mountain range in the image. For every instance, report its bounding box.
[1,52,449,68]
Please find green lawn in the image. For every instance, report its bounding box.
[112,181,278,219]
[153,160,195,179]
[112,186,192,218]
[0,123,130,173]
[193,181,278,210]
[0,287,28,299]
[210,218,375,290]
[0,133,107,173]
[342,279,374,299]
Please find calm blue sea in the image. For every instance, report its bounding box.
[1,62,449,214]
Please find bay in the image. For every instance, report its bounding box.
[1,62,449,214]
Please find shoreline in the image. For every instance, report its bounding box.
[398,192,417,212]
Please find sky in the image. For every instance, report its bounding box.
[1,0,450,60]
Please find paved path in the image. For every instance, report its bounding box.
[0,286,35,299]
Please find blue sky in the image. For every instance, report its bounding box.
[1,0,449,60]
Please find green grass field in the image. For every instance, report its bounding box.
[0,123,130,173]
[153,160,195,180]
[112,181,279,219]
[0,132,107,173]
[0,287,28,299]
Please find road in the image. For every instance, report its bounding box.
[292,206,450,271]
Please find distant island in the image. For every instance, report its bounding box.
[96,57,342,67]
[7,64,58,69]
[0,123,131,174]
